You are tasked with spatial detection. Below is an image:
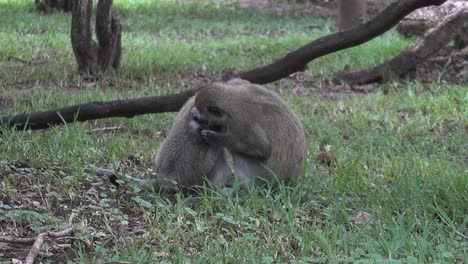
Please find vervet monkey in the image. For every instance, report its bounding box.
[151,96,231,190]
[98,96,231,191]
[194,79,307,189]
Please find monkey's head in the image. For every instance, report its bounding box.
[193,83,237,134]
[194,81,277,134]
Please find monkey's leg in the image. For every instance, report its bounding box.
[207,149,232,186]
[231,154,268,191]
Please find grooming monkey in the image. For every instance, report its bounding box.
[98,96,231,191]
[151,96,231,189]
[99,79,306,191]
[193,79,307,189]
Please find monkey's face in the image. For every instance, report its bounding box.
[192,104,228,134]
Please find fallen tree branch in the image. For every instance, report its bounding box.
[335,7,468,84]
[1,0,447,131]
[0,236,36,244]
[1,89,196,130]
[0,213,77,264]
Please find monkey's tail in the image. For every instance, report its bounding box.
[89,167,177,192]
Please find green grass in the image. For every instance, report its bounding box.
[0,0,467,263]
[0,0,409,83]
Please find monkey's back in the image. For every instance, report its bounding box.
[222,82,307,181]
[255,87,306,181]
[266,99,306,181]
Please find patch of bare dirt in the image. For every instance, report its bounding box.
[184,0,336,17]
[0,161,153,262]
[237,0,335,16]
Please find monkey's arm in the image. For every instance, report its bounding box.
[201,126,271,160]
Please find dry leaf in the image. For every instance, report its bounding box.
[353,211,374,225]
[154,251,169,257]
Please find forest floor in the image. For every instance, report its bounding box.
[0,0,466,263]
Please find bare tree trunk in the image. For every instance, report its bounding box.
[71,0,122,76]
[338,0,367,31]
[71,0,98,75]
[96,0,122,70]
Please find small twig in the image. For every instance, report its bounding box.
[24,212,77,264]
[6,56,47,66]
[55,236,92,248]
[7,56,30,64]
[25,233,48,264]
[90,126,128,133]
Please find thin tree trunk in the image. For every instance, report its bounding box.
[96,0,122,71]
[71,0,122,76]
[71,0,98,75]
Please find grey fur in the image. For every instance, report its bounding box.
[195,80,307,190]
[151,96,231,190]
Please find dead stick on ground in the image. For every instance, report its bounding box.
[24,212,77,264]
[0,213,77,262]
[0,236,36,243]
[7,56,30,64]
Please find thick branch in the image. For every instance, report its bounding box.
[2,0,447,130]
[335,7,468,84]
[1,90,196,130]
[237,0,447,84]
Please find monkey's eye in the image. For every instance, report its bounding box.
[207,105,222,117]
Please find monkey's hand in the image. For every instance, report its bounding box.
[200,129,228,146]
[201,129,270,160]
[190,107,201,122]
[189,107,206,135]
